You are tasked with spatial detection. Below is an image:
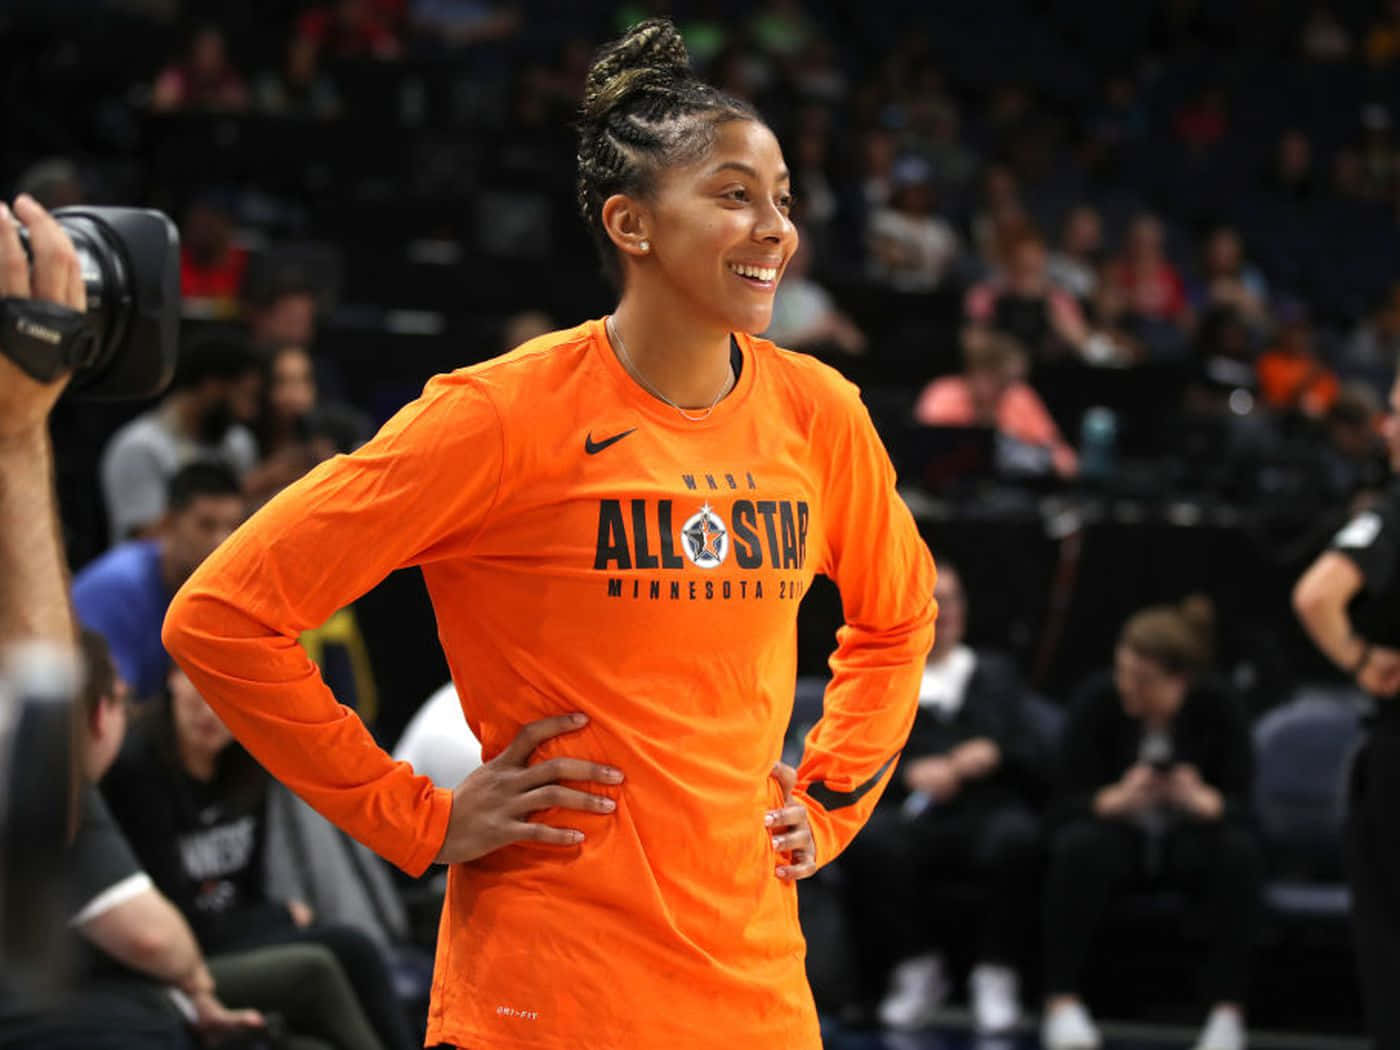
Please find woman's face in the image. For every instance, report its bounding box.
[270,348,316,422]
[170,669,233,761]
[638,119,799,336]
[931,566,966,654]
[1114,644,1187,724]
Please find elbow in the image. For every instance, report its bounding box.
[160,587,199,665]
[1291,576,1326,621]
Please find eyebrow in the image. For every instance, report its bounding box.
[709,161,791,183]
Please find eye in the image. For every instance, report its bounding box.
[723,187,750,203]
[777,191,795,213]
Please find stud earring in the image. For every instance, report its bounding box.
[639,240,650,252]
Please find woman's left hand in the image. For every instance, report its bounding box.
[766,762,817,882]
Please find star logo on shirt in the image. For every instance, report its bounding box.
[681,504,729,569]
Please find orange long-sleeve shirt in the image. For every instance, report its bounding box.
[163,318,937,1050]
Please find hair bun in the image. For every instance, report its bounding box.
[582,18,692,123]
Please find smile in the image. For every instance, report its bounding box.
[728,262,778,283]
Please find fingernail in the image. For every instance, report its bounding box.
[603,767,623,782]
[764,811,777,826]
[600,798,616,811]
[572,713,588,725]
[771,836,782,850]
[570,830,585,843]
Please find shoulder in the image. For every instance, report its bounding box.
[73,541,160,596]
[1069,670,1118,716]
[104,412,167,458]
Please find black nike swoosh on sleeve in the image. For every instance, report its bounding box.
[802,753,899,811]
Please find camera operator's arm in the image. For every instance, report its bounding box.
[0,196,85,645]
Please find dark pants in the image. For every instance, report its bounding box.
[839,799,1043,1004]
[1345,730,1400,1049]
[221,923,417,1050]
[1043,817,1261,1005]
[0,979,193,1050]
[210,943,384,1050]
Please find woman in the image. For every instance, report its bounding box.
[1040,600,1259,1050]
[101,668,417,1050]
[163,19,936,1050]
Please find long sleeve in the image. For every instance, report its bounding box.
[794,387,938,866]
[163,372,505,876]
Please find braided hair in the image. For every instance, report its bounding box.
[576,18,759,287]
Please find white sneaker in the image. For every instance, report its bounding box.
[877,953,948,1031]
[1041,1000,1103,1050]
[970,963,1023,1034]
[1192,1006,1247,1050]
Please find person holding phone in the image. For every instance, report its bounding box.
[1040,599,1260,1050]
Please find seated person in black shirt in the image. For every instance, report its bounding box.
[1,630,263,1050]
[1040,599,1260,1050]
[837,561,1048,1035]
[102,667,418,1050]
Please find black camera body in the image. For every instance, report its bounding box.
[4,206,181,401]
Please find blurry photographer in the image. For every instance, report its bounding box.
[1294,371,1400,1048]
[1041,599,1259,1050]
[0,194,83,646]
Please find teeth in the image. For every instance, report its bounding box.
[729,263,777,282]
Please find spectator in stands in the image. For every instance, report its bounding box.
[14,157,84,210]
[102,667,419,1050]
[1300,3,1353,61]
[178,192,248,318]
[764,231,866,355]
[1047,205,1104,309]
[256,345,319,460]
[1257,311,1340,420]
[253,35,343,119]
[866,155,961,292]
[151,23,249,112]
[0,629,265,1050]
[1270,129,1317,202]
[246,270,320,353]
[1173,85,1230,153]
[1342,280,1400,389]
[1103,213,1189,327]
[916,331,1079,478]
[1364,0,1400,65]
[99,335,260,542]
[1041,599,1259,1050]
[1360,103,1399,200]
[1190,225,1271,335]
[969,163,1026,268]
[838,562,1047,1035]
[966,229,1093,366]
[74,462,244,700]
[408,0,522,49]
[297,0,404,60]
[855,125,897,212]
[1320,382,1389,499]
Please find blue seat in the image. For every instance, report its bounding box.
[1253,686,1364,915]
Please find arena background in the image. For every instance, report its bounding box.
[7,0,1400,1046]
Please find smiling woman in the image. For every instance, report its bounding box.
[162,17,937,1050]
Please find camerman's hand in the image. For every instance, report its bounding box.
[0,194,85,443]
[432,713,623,865]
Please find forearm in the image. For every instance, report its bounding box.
[0,428,75,645]
[1294,560,1367,672]
[84,890,213,994]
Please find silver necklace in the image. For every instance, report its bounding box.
[606,315,734,422]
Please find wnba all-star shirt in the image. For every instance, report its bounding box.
[163,318,937,1050]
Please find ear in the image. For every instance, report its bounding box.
[600,194,653,259]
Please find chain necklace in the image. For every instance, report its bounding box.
[606,315,735,422]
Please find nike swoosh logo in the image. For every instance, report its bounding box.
[585,428,637,455]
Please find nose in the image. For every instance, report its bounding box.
[753,197,795,247]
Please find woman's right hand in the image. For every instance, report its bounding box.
[432,713,623,865]
[1094,763,1162,818]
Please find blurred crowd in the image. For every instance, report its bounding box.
[4,0,1399,1045]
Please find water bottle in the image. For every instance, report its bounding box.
[1079,405,1118,483]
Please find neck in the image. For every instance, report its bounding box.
[168,392,204,439]
[158,545,185,594]
[180,739,217,782]
[610,292,735,411]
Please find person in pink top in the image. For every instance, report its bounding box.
[916,333,1079,478]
